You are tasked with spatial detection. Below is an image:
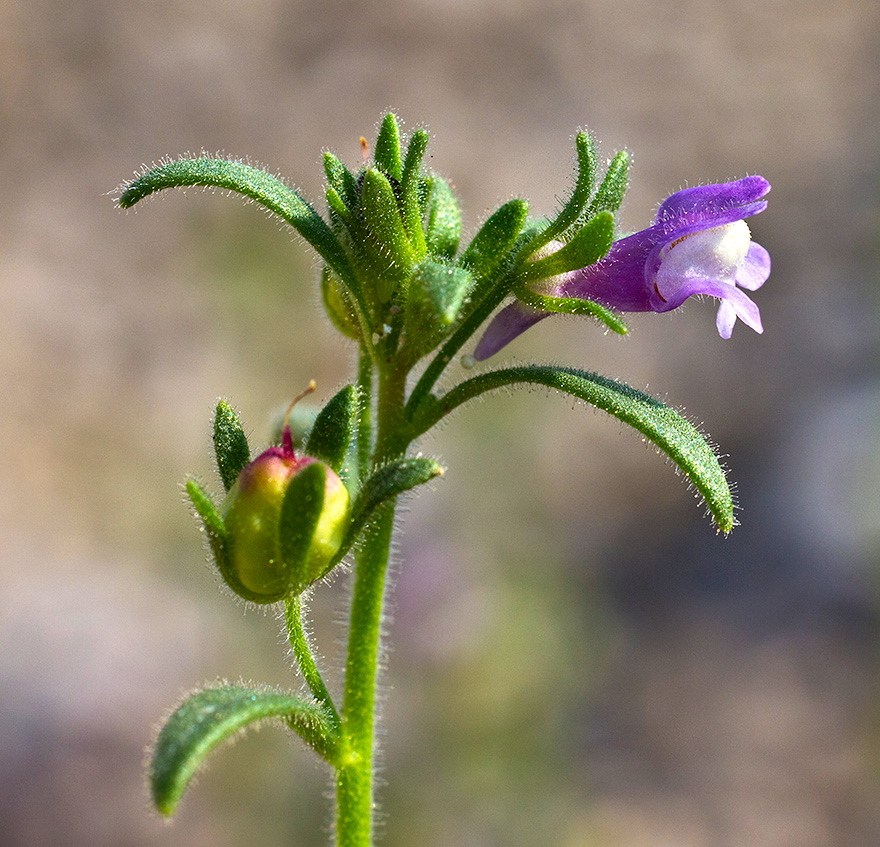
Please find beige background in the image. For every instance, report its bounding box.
[1,0,879,845]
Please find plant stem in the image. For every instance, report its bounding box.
[284,596,340,730]
[335,502,395,847]
[335,363,408,847]
[356,351,374,480]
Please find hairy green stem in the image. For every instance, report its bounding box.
[284,596,341,730]
[404,270,514,418]
[335,502,396,847]
[335,362,408,847]
[356,351,374,481]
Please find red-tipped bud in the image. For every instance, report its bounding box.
[217,386,350,602]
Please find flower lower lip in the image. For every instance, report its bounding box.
[653,282,667,303]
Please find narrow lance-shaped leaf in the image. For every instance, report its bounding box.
[417,366,734,532]
[118,158,377,352]
[305,384,358,473]
[118,159,352,281]
[323,457,444,575]
[213,400,250,492]
[150,685,339,817]
[352,458,444,525]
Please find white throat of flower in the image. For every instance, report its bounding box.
[659,220,751,283]
[530,239,572,296]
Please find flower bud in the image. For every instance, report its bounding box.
[218,389,350,603]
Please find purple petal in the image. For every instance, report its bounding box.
[560,227,660,312]
[473,301,549,361]
[715,300,738,338]
[651,275,763,334]
[655,177,771,229]
[735,242,771,291]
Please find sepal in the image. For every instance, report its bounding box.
[521,211,615,281]
[373,113,403,182]
[305,384,359,473]
[279,462,349,594]
[424,175,461,259]
[460,199,529,281]
[213,401,250,492]
[527,130,598,254]
[583,150,629,219]
[359,168,415,302]
[186,478,226,540]
[186,478,254,602]
[323,152,359,211]
[400,128,429,256]
[514,287,627,335]
[403,260,474,358]
[321,266,361,340]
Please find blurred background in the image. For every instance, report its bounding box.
[2,0,879,844]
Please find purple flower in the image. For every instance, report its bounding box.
[474,176,771,360]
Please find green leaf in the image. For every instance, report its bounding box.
[528,131,598,252]
[278,462,328,592]
[323,457,444,573]
[404,260,474,357]
[305,385,358,473]
[585,150,629,218]
[424,176,462,259]
[150,685,338,816]
[373,113,402,182]
[460,199,529,281]
[360,168,415,301]
[419,366,735,532]
[350,457,444,540]
[521,211,615,281]
[213,401,250,492]
[118,158,352,282]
